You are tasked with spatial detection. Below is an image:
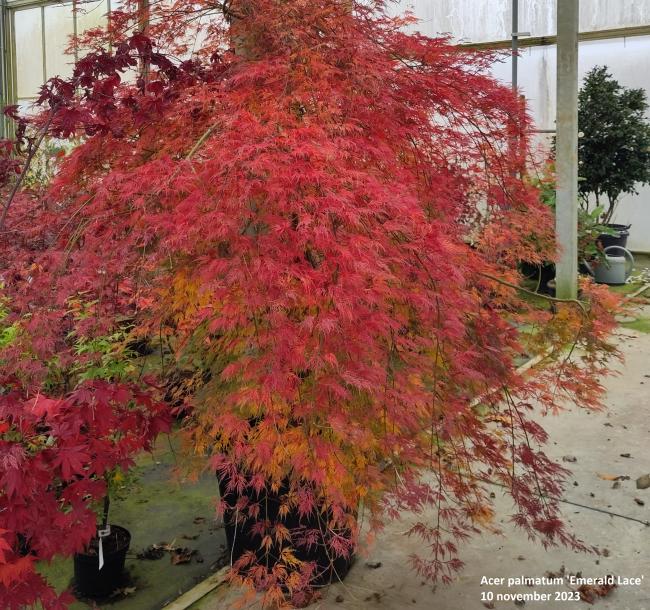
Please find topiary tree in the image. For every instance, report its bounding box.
[0,1,619,607]
[578,65,650,224]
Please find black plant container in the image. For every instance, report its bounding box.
[519,261,556,295]
[218,475,354,586]
[73,525,131,599]
[598,223,631,250]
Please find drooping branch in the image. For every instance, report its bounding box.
[479,272,588,314]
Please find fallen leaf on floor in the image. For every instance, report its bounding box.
[193,516,206,524]
[171,547,196,565]
[563,456,578,463]
[577,579,616,604]
[612,482,621,489]
[634,498,645,506]
[482,602,495,609]
[636,474,650,490]
[620,453,632,458]
[365,561,382,569]
[181,533,199,540]
[597,473,629,481]
[602,549,610,557]
[137,545,165,560]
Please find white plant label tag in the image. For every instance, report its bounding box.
[98,538,104,571]
[97,526,111,571]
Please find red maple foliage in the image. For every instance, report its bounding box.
[0,382,168,609]
[0,0,619,607]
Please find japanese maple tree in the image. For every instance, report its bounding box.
[0,0,618,607]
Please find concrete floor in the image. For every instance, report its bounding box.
[195,303,650,610]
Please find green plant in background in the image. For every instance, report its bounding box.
[578,66,650,224]
[0,289,19,349]
[60,294,140,384]
[22,138,71,190]
[2,291,137,392]
[533,166,612,263]
[577,205,614,261]
[73,330,137,382]
[105,467,140,501]
[37,328,140,397]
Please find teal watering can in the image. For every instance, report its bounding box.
[584,246,635,285]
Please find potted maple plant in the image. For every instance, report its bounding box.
[217,469,355,587]
[0,378,168,607]
[213,415,355,588]
[72,474,132,599]
[67,333,159,598]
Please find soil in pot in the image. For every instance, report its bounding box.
[218,476,354,587]
[597,224,631,250]
[73,524,131,599]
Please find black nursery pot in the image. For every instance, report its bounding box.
[519,261,556,295]
[218,475,354,586]
[597,224,631,250]
[73,525,131,599]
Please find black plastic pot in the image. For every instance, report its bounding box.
[597,224,631,250]
[218,475,354,586]
[73,525,131,599]
[519,261,556,295]
[17,533,33,557]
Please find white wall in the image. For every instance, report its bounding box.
[391,1,650,251]
[393,0,650,42]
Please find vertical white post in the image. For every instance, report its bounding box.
[512,0,518,92]
[555,0,579,299]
